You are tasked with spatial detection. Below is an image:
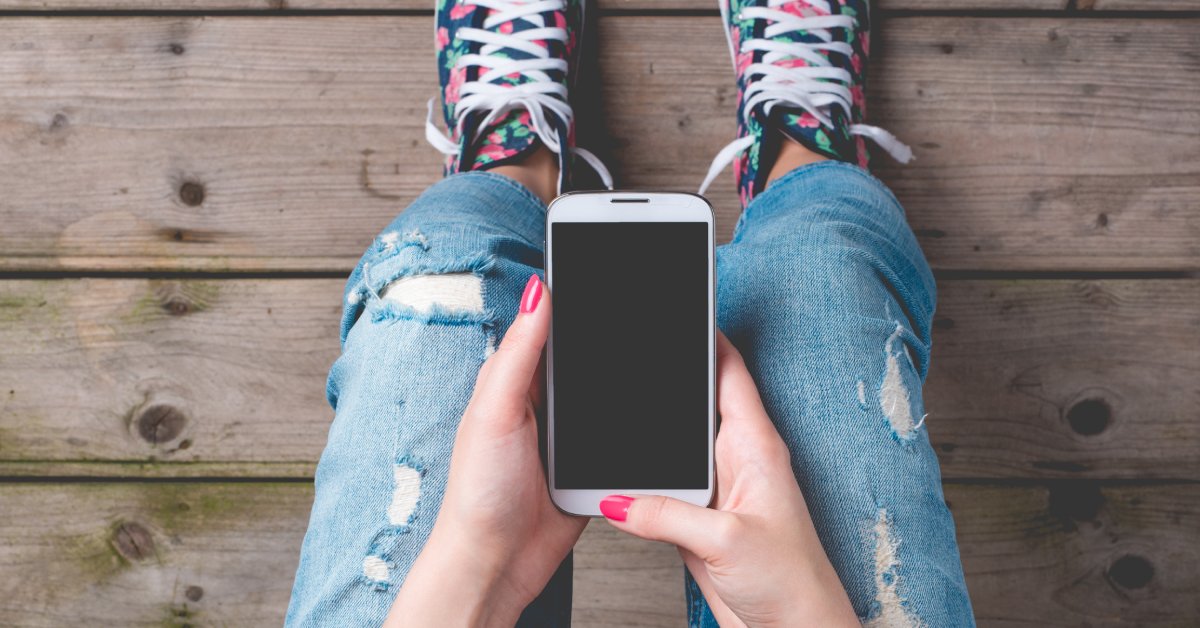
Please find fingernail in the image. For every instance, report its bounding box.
[520,274,542,314]
[600,495,634,522]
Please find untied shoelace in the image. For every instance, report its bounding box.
[426,0,613,192]
[699,0,912,195]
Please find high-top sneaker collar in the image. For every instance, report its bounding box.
[427,0,611,194]
[701,0,911,206]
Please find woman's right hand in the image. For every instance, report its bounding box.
[599,333,860,628]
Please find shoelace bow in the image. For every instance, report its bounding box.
[699,0,912,195]
[426,0,613,191]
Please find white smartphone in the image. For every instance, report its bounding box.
[544,191,716,517]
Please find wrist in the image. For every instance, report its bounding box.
[386,531,525,628]
[779,565,859,628]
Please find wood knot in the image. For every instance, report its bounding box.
[135,404,187,445]
[163,296,191,316]
[1108,554,1154,590]
[169,43,185,55]
[185,585,204,602]
[111,522,155,562]
[1066,398,1110,436]
[49,113,69,131]
[179,181,205,206]
[152,281,215,316]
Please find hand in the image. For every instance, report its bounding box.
[386,275,586,628]
[599,333,859,628]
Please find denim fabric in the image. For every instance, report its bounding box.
[700,161,974,627]
[287,164,974,627]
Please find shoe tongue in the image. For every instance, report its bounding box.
[466,108,544,170]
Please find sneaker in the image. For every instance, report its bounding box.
[699,0,911,205]
[426,0,612,193]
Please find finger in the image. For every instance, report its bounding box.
[473,274,551,419]
[600,494,736,563]
[714,332,795,476]
[715,332,776,436]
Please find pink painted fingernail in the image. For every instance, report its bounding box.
[520,275,542,314]
[600,495,634,522]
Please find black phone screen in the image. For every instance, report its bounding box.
[550,221,710,489]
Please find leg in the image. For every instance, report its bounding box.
[696,1,970,622]
[288,0,607,620]
[285,171,571,627]
[703,160,973,626]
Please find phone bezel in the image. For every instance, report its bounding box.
[544,191,716,517]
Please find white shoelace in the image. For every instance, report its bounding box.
[425,0,613,191]
[698,0,912,195]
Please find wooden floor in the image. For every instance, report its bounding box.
[0,0,1197,626]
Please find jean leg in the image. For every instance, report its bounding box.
[694,161,974,626]
[286,172,571,627]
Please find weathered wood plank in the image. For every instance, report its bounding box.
[1,278,1196,478]
[1091,0,1200,9]
[0,0,1073,11]
[949,482,1200,627]
[0,481,1196,626]
[927,279,1200,479]
[0,17,1195,272]
[0,483,308,627]
[864,18,1199,270]
[0,279,341,471]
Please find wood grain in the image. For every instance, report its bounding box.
[1,278,1196,478]
[0,17,1195,272]
[1090,0,1200,9]
[1,481,1196,626]
[0,0,1073,11]
[927,279,1200,479]
[9,1,1184,10]
[864,18,1199,271]
[0,278,341,472]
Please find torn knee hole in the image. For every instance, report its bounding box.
[371,271,492,325]
[381,273,484,314]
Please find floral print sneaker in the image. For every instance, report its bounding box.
[426,0,612,193]
[699,0,912,206]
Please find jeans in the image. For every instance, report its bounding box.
[286,161,975,627]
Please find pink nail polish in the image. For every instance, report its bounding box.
[600,495,634,522]
[520,274,542,314]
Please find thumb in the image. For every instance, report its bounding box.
[600,494,736,562]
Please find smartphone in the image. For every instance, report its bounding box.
[545,191,716,517]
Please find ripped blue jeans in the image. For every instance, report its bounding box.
[286,162,975,627]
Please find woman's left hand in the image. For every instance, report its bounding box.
[385,275,585,628]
